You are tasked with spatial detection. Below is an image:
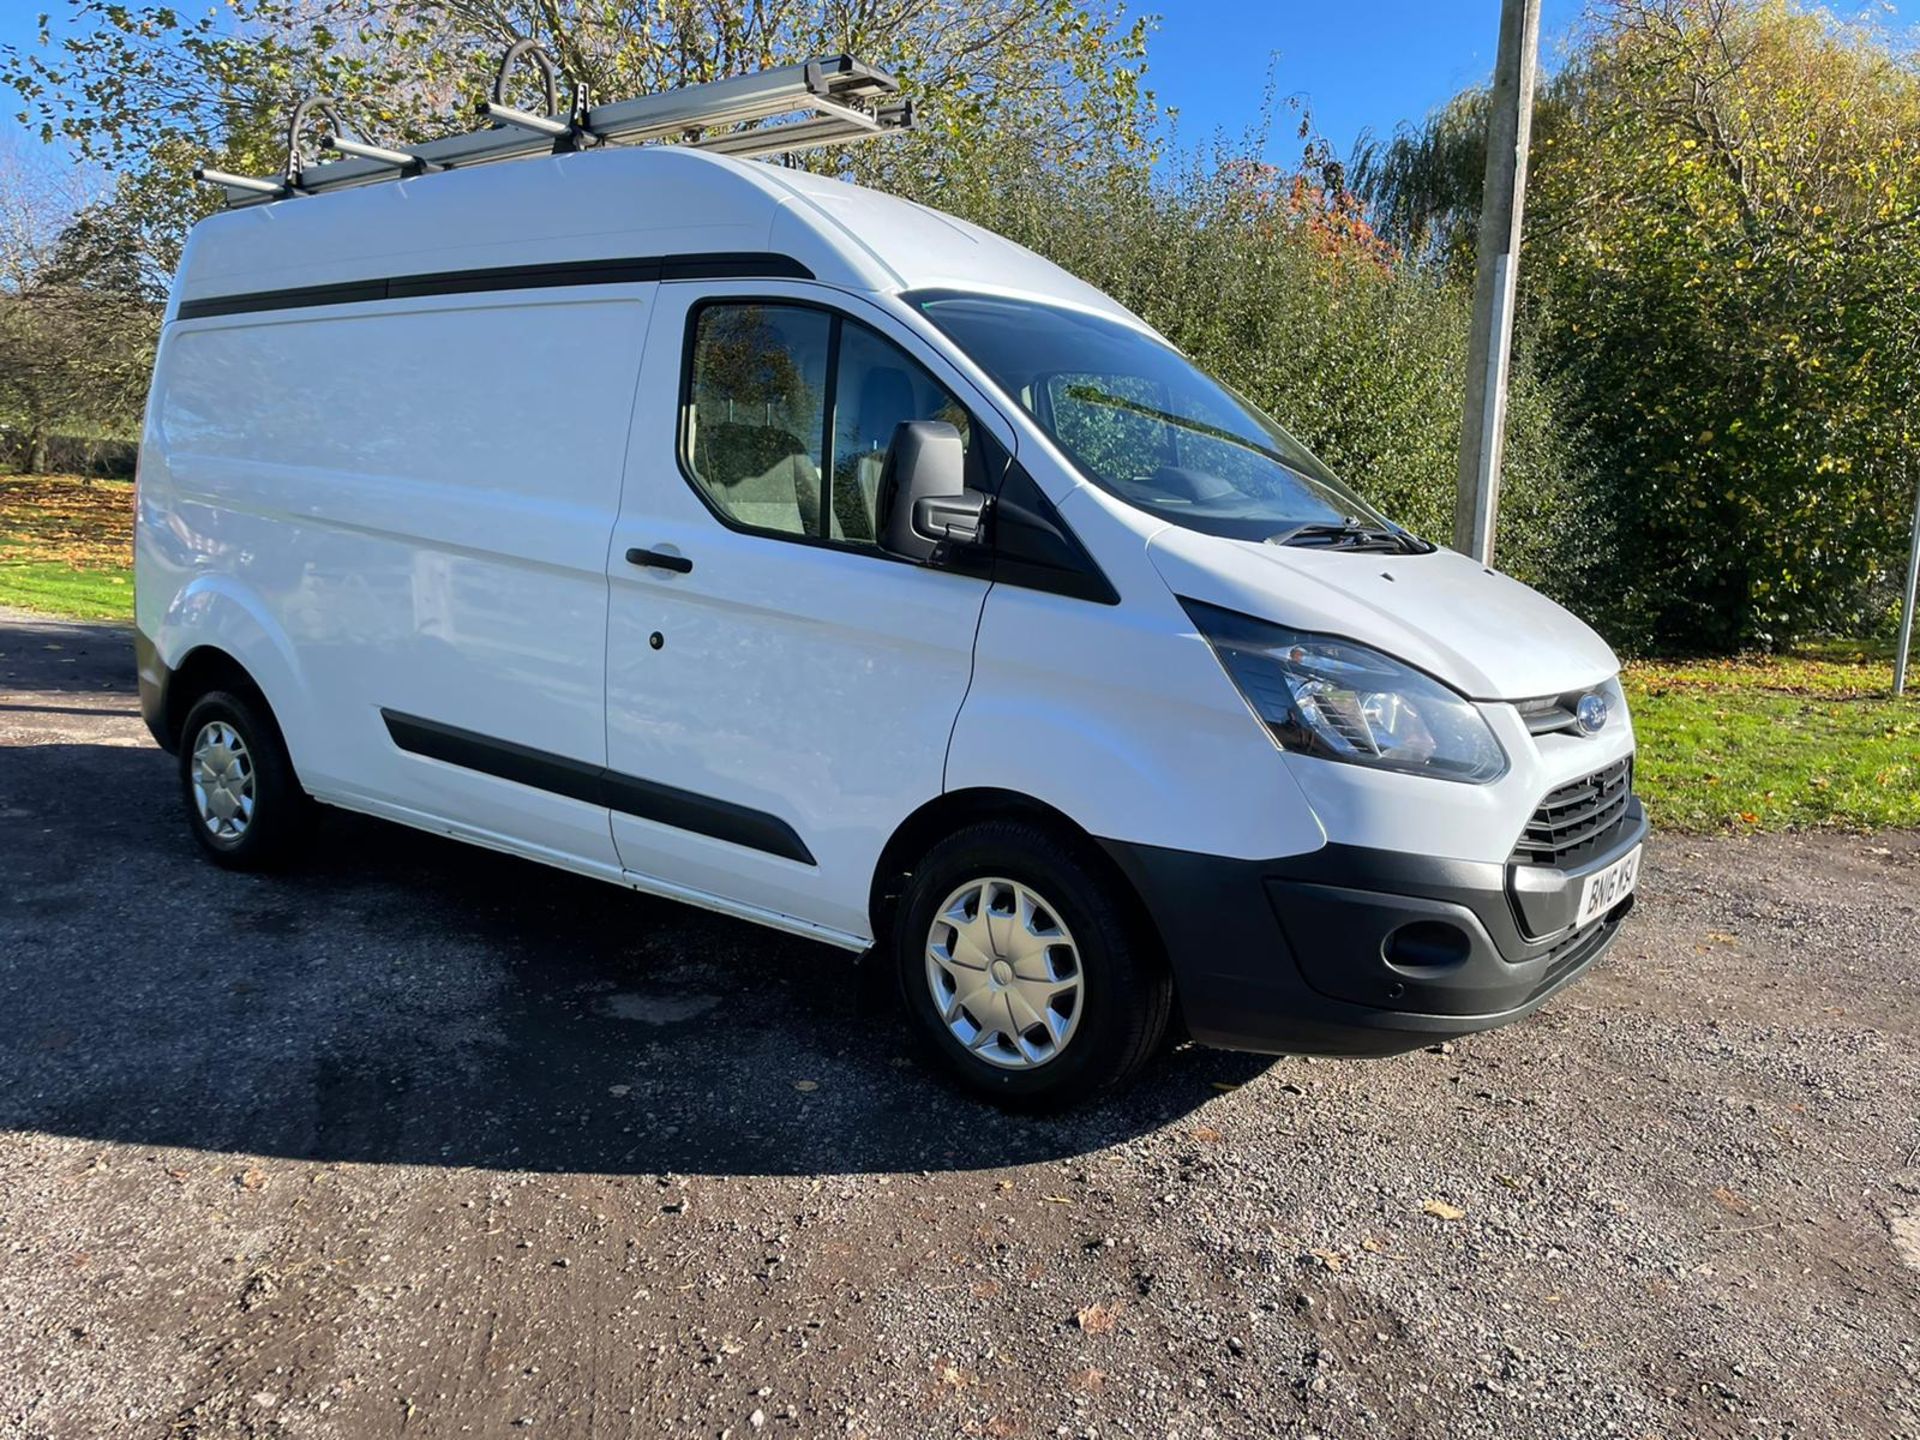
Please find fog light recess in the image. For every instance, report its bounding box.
[1383,920,1472,972]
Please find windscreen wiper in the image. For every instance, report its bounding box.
[1266,518,1434,555]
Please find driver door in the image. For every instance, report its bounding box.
[603,284,1006,941]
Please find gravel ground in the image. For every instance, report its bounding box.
[1,608,1917,1440]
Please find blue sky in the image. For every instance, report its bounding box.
[1,1,1912,180]
[1148,0,1909,163]
[1148,0,1584,160]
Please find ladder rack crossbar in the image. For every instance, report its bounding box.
[694,107,885,160]
[202,53,910,209]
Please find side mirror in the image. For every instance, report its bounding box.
[878,420,990,562]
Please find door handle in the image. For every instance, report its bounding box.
[626,546,692,574]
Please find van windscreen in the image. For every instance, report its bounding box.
[910,291,1405,546]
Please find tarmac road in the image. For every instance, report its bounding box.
[1,607,1917,1439]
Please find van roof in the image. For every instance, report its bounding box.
[172,145,1144,328]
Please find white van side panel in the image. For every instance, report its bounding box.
[141,288,655,869]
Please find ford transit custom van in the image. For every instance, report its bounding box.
[136,133,1644,1106]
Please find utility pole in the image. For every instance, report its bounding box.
[1455,0,1543,563]
[1896,454,1919,697]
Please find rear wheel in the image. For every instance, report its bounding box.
[178,689,313,870]
[896,819,1170,1109]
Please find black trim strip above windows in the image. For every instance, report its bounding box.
[381,709,816,866]
[176,252,815,321]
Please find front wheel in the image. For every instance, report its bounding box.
[895,820,1171,1109]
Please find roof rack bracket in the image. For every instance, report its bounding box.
[286,95,351,187]
[491,39,559,118]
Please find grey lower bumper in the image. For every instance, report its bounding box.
[1101,800,1647,1058]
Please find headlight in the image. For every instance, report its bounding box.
[1183,599,1508,784]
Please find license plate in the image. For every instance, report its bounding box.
[1575,844,1641,926]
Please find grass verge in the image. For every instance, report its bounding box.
[0,473,134,621]
[1626,647,1920,834]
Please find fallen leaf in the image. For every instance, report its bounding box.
[1421,1199,1466,1221]
[793,1080,818,1092]
[238,1168,268,1192]
[1209,1081,1241,1093]
[1308,1248,1345,1272]
[1360,1235,1392,1254]
[1191,1125,1224,1144]
[1711,1185,1753,1215]
[1074,1300,1122,1335]
[938,1364,969,1390]
[1068,1367,1106,1393]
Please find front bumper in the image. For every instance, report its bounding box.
[1101,797,1647,1058]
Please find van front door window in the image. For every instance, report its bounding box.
[682,301,972,550]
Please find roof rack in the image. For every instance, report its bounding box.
[195,45,912,209]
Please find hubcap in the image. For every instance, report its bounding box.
[190,720,256,843]
[925,877,1083,1070]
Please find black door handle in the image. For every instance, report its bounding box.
[626,546,692,574]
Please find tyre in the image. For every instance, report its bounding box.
[178,689,314,870]
[896,819,1171,1109]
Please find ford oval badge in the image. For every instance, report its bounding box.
[1576,692,1609,735]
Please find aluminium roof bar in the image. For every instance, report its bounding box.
[577,56,897,145]
[692,97,911,160]
[198,53,910,209]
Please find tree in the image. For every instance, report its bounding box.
[0,142,157,472]
[1357,0,1920,650]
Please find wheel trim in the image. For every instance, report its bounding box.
[190,719,256,843]
[926,877,1083,1070]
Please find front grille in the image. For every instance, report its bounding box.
[1510,757,1633,867]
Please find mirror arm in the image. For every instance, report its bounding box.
[913,490,992,555]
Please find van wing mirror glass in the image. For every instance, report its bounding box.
[878,420,989,562]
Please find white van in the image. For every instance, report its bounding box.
[135,134,1644,1106]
